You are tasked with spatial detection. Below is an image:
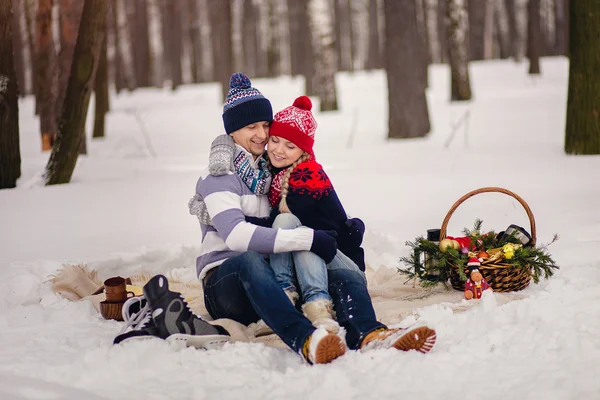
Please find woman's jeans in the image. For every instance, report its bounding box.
[269,213,365,303]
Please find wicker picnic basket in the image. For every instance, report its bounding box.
[439,187,537,292]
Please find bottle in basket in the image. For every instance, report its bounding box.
[424,229,441,280]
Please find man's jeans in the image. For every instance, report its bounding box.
[203,251,315,354]
[269,213,366,303]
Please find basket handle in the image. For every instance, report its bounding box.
[439,187,536,246]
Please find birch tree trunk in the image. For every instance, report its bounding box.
[495,0,511,58]
[384,0,430,138]
[365,0,382,69]
[528,0,541,74]
[44,0,108,185]
[36,0,58,151]
[446,0,472,101]
[564,0,600,154]
[309,0,338,111]
[115,0,135,89]
[0,0,22,189]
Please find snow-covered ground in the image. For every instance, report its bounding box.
[1,57,599,400]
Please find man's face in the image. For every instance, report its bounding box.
[230,121,270,158]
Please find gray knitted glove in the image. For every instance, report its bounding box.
[209,134,235,176]
[188,194,213,225]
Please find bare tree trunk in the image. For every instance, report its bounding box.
[309,0,338,111]
[188,0,202,82]
[365,0,382,69]
[45,0,108,185]
[334,0,343,70]
[468,0,485,60]
[209,0,233,101]
[528,0,541,74]
[266,0,280,77]
[109,0,123,92]
[288,0,302,76]
[495,0,511,58]
[24,0,38,103]
[11,0,25,97]
[36,0,58,151]
[56,0,83,122]
[168,0,183,90]
[447,0,472,101]
[437,0,448,62]
[385,0,430,138]
[297,1,316,95]
[93,33,108,138]
[115,0,136,89]
[554,0,568,55]
[564,0,600,154]
[0,0,22,189]
[416,0,429,87]
[133,0,151,87]
[483,0,494,58]
[346,0,355,72]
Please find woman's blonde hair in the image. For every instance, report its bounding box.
[278,152,310,214]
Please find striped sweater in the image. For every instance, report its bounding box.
[194,169,315,280]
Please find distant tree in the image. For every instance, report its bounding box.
[0,0,22,189]
[384,0,430,138]
[309,0,338,111]
[365,0,382,70]
[297,1,316,96]
[110,0,125,93]
[45,0,108,185]
[11,0,25,97]
[132,0,151,88]
[528,0,541,74]
[167,0,183,90]
[188,0,203,83]
[446,0,472,101]
[288,0,302,76]
[93,32,109,138]
[554,0,568,56]
[23,0,37,100]
[56,0,83,122]
[468,0,485,60]
[564,0,600,154]
[495,0,511,58]
[209,0,233,102]
[36,0,58,151]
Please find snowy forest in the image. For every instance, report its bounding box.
[1,0,599,189]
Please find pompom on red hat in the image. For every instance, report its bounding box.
[269,96,317,157]
[467,257,482,267]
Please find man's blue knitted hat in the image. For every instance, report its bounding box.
[222,73,273,134]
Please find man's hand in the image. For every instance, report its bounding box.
[209,134,235,176]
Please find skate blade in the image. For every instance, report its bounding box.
[166,334,230,350]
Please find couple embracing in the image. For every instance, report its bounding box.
[114,73,436,365]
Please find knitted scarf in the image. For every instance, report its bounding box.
[233,147,271,195]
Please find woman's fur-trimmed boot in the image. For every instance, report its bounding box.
[302,299,340,333]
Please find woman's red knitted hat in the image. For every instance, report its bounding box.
[269,96,317,156]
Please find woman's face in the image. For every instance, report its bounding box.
[267,136,304,168]
[230,121,270,159]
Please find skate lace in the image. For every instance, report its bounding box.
[119,296,151,334]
